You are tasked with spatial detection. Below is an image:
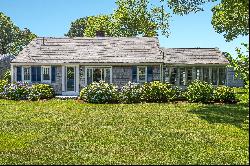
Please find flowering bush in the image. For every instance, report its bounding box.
[141,81,179,103]
[120,82,143,103]
[213,86,236,103]
[1,82,31,100]
[0,82,55,101]
[31,84,55,100]
[80,81,119,104]
[184,80,214,103]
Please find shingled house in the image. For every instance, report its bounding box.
[10,37,243,96]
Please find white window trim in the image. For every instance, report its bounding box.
[41,66,51,83]
[22,66,31,82]
[85,66,112,86]
[137,66,147,83]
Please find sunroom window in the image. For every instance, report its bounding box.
[170,67,177,85]
[212,68,218,85]
[219,68,226,85]
[203,67,209,83]
[196,67,202,80]
[179,68,186,85]
[187,68,193,85]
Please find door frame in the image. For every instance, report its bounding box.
[62,65,79,96]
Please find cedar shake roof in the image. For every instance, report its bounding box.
[12,37,229,65]
[11,37,163,64]
[161,48,229,65]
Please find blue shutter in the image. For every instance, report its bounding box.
[132,66,137,83]
[17,67,22,81]
[147,66,153,82]
[31,67,37,82]
[37,67,41,82]
[51,66,56,83]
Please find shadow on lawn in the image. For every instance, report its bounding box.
[189,103,249,129]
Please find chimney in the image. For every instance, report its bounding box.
[96,30,105,37]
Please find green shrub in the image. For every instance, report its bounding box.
[233,87,249,104]
[30,84,55,100]
[3,70,11,83]
[0,80,8,98]
[140,81,179,103]
[120,82,142,103]
[184,80,214,103]
[213,86,236,103]
[80,81,119,104]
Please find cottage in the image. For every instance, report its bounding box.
[10,37,243,96]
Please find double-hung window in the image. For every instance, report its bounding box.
[42,66,51,82]
[23,67,31,82]
[137,66,147,83]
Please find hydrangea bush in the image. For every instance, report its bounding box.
[184,80,214,103]
[1,82,31,100]
[120,82,142,103]
[80,81,119,104]
[31,84,55,99]
[141,81,179,103]
[213,86,236,103]
[0,82,55,101]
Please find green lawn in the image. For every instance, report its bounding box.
[0,99,249,165]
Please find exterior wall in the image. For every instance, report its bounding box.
[226,67,244,87]
[79,65,86,90]
[51,66,62,95]
[112,66,132,88]
[0,55,15,79]
[112,65,161,88]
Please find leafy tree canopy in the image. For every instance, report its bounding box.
[66,0,170,37]
[211,0,249,41]
[0,12,36,55]
[225,43,249,86]
[65,17,88,37]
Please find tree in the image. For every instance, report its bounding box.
[0,12,36,55]
[65,0,170,38]
[225,43,249,86]
[84,15,115,37]
[164,0,249,41]
[211,0,249,41]
[112,0,164,37]
[65,17,88,37]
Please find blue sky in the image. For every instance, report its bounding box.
[0,0,249,56]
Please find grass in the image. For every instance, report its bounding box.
[0,99,249,165]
